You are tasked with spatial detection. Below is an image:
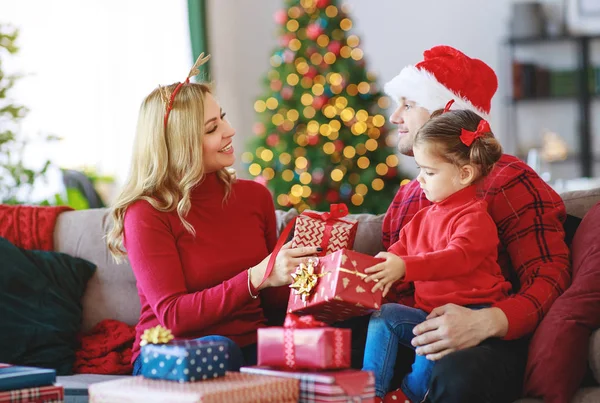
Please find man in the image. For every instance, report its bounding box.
[380,45,571,402]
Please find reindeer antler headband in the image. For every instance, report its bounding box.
[160,53,211,130]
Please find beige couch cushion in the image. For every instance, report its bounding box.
[54,208,140,332]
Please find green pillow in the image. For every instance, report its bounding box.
[0,236,96,375]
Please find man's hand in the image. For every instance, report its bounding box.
[411,304,509,361]
[364,252,406,297]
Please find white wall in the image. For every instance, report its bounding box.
[1,0,191,201]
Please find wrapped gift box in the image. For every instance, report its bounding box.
[241,366,375,403]
[88,372,299,403]
[291,204,358,257]
[257,314,350,370]
[288,249,383,323]
[0,384,64,403]
[0,364,56,391]
[141,340,228,382]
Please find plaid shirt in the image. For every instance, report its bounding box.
[382,154,571,340]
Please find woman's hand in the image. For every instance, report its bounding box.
[250,242,321,290]
[363,252,406,297]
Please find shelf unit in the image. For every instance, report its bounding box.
[505,34,600,178]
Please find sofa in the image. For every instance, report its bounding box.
[52,187,600,403]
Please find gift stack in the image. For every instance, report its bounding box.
[0,364,64,403]
[88,326,299,402]
[245,314,375,402]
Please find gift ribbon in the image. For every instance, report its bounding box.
[283,314,345,369]
[301,203,353,254]
[258,203,352,289]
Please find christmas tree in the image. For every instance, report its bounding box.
[244,0,408,214]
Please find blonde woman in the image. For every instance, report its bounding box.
[106,55,319,375]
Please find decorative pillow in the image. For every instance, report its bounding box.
[523,202,600,402]
[0,237,96,375]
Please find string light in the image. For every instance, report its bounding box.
[287,20,299,32]
[329,120,341,131]
[279,153,292,165]
[310,53,323,65]
[277,194,290,206]
[270,55,283,67]
[303,106,316,118]
[289,39,301,51]
[268,70,280,80]
[282,120,294,131]
[289,194,301,204]
[358,82,370,94]
[323,142,335,154]
[343,146,356,158]
[325,5,338,17]
[301,77,313,88]
[356,143,367,155]
[312,83,324,96]
[346,84,358,96]
[291,184,304,197]
[296,61,309,74]
[302,186,312,197]
[282,169,294,181]
[287,109,300,121]
[372,178,384,191]
[351,193,363,206]
[334,96,348,109]
[300,172,312,184]
[287,73,300,86]
[324,52,336,64]
[317,34,330,47]
[340,46,352,58]
[301,93,314,106]
[254,100,266,113]
[328,131,339,140]
[365,138,378,151]
[401,179,411,186]
[266,97,279,110]
[331,168,344,181]
[340,18,352,31]
[329,73,343,86]
[249,163,261,176]
[351,48,364,61]
[255,147,265,157]
[372,114,385,127]
[355,184,368,196]
[319,124,332,136]
[261,149,274,162]
[357,156,370,169]
[355,110,368,122]
[307,120,319,134]
[378,97,391,109]
[368,127,381,139]
[386,154,399,167]
[376,163,389,176]
[288,6,302,18]
[295,156,308,169]
[340,107,354,122]
[262,167,275,180]
[347,35,359,47]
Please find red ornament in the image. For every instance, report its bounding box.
[283,49,295,63]
[279,33,295,47]
[253,122,266,136]
[274,9,288,25]
[326,189,339,203]
[386,167,398,178]
[307,134,319,146]
[309,192,323,204]
[334,140,344,152]
[327,40,342,55]
[304,67,318,79]
[306,23,324,41]
[312,95,327,110]
[316,0,330,8]
[281,87,293,100]
[267,134,280,147]
[270,80,283,91]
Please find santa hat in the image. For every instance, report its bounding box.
[384,45,497,120]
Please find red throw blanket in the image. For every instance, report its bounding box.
[74,319,135,375]
[0,204,136,375]
[0,204,71,250]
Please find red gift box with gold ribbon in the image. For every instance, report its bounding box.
[291,204,358,257]
[257,314,350,370]
[287,249,384,324]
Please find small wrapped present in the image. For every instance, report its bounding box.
[241,366,375,403]
[140,326,228,382]
[288,249,383,323]
[291,203,358,257]
[0,384,64,403]
[257,314,350,370]
[88,372,299,403]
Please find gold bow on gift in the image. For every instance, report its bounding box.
[140,325,174,347]
[289,257,326,302]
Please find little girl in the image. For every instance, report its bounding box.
[361,105,513,403]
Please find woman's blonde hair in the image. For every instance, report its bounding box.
[106,81,234,260]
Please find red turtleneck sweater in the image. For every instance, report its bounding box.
[123,173,284,362]
[388,185,512,313]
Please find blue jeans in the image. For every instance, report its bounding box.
[132,335,256,376]
[363,304,431,401]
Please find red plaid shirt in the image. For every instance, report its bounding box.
[383,154,571,340]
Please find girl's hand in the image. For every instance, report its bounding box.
[363,252,406,297]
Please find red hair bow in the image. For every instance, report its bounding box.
[460,119,490,147]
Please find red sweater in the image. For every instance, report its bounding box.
[388,185,512,313]
[123,173,286,362]
[383,154,571,339]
